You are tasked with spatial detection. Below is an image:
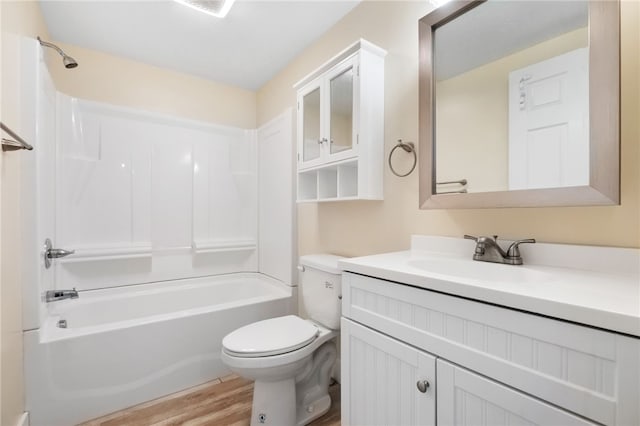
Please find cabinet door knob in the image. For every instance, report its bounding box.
[416,380,430,393]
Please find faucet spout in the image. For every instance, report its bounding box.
[474,236,508,263]
[464,235,535,265]
[44,288,79,303]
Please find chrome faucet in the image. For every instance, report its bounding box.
[464,235,535,265]
[44,288,79,303]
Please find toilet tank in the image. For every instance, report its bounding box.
[299,254,345,330]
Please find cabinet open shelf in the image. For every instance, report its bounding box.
[298,159,364,202]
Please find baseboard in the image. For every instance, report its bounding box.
[17,412,29,426]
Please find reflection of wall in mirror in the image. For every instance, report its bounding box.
[331,112,352,153]
[303,101,320,161]
[436,27,587,193]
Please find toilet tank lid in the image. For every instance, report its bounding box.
[299,254,346,275]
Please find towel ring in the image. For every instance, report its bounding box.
[389,139,417,177]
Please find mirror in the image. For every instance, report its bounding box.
[302,87,321,162]
[419,0,620,209]
[330,67,354,154]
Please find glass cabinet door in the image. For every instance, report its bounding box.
[302,86,322,164]
[329,64,355,157]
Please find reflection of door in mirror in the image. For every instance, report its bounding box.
[508,48,589,190]
[330,67,354,154]
[434,0,588,194]
[303,87,321,162]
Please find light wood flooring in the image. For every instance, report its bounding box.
[80,374,341,426]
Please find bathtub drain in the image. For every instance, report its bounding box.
[57,319,67,328]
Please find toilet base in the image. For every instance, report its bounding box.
[250,380,332,426]
[251,379,296,426]
[246,341,337,426]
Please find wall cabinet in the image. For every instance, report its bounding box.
[341,272,640,426]
[295,39,386,202]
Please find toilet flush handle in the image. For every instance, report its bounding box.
[297,265,305,272]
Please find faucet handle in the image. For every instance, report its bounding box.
[507,238,536,258]
[464,235,478,242]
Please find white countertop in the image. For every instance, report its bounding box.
[338,236,640,337]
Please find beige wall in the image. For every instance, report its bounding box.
[436,27,587,193]
[1,2,50,425]
[258,1,640,256]
[49,42,256,129]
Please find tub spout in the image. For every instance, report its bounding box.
[45,288,79,302]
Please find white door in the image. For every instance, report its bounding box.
[437,360,598,426]
[508,48,589,190]
[341,318,436,426]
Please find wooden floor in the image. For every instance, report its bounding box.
[80,374,341,426]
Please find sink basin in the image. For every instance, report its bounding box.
[407,256,554,285]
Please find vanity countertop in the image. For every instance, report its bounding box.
[338,236,640,337]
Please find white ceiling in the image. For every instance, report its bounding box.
[39,0,360,90]
[435,0,588,81]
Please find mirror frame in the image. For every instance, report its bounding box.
[418,0,620,209]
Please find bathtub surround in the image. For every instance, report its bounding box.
[13,35,296,424]
[3,6,295,423]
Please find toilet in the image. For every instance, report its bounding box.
[220,254,344,426]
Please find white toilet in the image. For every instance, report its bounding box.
[221,254,344,426]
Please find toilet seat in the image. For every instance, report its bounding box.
[222,315,319,358]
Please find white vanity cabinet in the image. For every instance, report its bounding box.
[295,39,385,202]
[342,318,436,426]
[341,272,640,426]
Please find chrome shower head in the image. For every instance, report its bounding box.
[62,55,78,69]
[37,36,78,69]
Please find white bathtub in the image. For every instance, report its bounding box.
[24,273,294,426]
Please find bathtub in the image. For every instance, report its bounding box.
[24,273,294,426]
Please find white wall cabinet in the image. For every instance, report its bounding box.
[341,272,640,426]
[295,39,386,202]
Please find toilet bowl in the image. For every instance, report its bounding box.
[221,254,344,426]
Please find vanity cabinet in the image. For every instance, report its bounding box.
[341,272,640,426]
[342,318,436,426]
[295,39,385,202]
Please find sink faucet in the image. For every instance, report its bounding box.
[44,288,79,302]
[464,235,535,265]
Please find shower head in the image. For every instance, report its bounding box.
[62,55,78,69]
[37,36,78,69]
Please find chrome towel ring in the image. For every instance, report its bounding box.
[389,139,417,177]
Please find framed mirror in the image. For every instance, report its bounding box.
[418,0,620,209]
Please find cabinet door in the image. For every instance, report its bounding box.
[297,80,324,169]
[326,56,358,162]
[437,360,597,426]
[342,318,435,426]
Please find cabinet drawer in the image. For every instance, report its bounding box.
[342,272,640,425]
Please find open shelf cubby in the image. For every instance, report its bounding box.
[338,162,358,198]
[318,167,338,199]
[298,159,361,202]
[298,170,318,201]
